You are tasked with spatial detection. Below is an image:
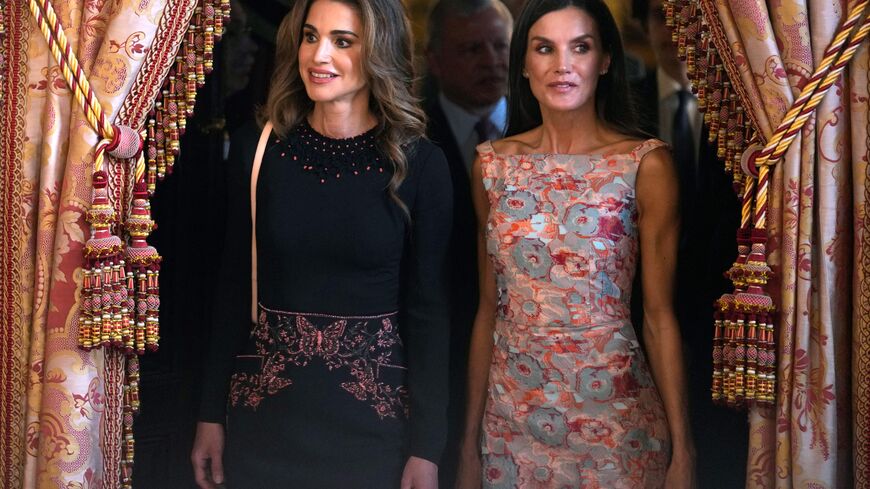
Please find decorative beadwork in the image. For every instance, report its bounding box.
[283,121,385,184]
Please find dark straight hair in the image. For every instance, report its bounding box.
[505,0,645,138]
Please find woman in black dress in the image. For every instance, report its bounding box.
[190,0,452,486]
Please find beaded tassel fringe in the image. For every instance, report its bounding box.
[712,226,775,407]
[665,0,776,409]
[120,356,140,487]
[125,181,161,354]
[23,0,231,485]
[80,171,129,351]
[670,0,870,409]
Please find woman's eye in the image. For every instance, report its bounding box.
[335,37,352,48]
[535,44,552,54]
[304,32,317,43]
[574,43,590,53]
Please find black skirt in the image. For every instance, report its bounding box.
[225,304,409,488]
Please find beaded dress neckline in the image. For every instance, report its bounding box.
[277,120,385,184]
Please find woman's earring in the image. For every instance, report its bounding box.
[522,70,529,78]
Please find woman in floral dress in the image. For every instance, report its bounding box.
[456,0,695,487]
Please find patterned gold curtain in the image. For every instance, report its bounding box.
[0,0,220,487]
[671,0,869,487]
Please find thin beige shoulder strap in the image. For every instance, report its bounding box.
[250,121,273,323]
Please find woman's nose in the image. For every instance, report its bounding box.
[314,40,332,63]
[555,51,572,74]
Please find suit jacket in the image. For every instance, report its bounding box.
[424,100,479,485]
[426,98,478,476]
[425,100,479,330]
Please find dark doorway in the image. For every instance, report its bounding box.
[132,1,277,486]
[131,1,749,487]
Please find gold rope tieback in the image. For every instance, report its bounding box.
[24,0,228,486]
[744,0,870,173]
[668,0,870,409]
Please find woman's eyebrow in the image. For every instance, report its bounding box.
[302,24,359,38]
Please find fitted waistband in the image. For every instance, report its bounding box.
[258,302,398,320]
[494,316,637,341]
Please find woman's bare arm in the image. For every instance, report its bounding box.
[636,147,695,487]
[455,155,498,488]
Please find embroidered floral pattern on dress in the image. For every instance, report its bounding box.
[476,140,672,488]
[229,307,408,419]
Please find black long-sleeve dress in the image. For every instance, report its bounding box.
[198,120,453,488]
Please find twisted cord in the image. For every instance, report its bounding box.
[27,0,116,144]
[740,175,755,230]
[755,1,869,167]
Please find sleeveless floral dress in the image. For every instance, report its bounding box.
[477,139,671,488]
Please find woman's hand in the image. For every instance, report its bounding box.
[191,421,226,489]
[664,447,696,489]
[453,440,482,489]
[400,456,438,489]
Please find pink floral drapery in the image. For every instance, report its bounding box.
[0,0,210,487]
[673,0,868,487]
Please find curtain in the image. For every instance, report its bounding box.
[673,0,869,487]
[0,0,214,487]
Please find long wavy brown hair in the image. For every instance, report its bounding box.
[261,0,425,215]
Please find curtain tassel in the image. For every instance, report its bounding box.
[124,181,161,354]
[80,171,128,350]
[733,229,775,406]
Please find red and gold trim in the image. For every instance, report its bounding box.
[667,0,761,180]
[669,0,869,410]
[667,0,775,409]
[22,0,230,486]
[856,62,870,489]
[108,1,228,486]
[118,0,230,189]
[0,0,31,487]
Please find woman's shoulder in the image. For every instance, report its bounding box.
[634,138,677,199]
[410,136,441,161]
[404,137,450,179]
[630,138,669,160]
[406,137,447,170]
[402,137,452,201]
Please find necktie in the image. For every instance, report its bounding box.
[672,89,700,196]
[672,89,697,251]
[474,116,499,144]
[672,89,696,175]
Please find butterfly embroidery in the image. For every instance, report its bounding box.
[296,316,346,358]
[231,310,408,418]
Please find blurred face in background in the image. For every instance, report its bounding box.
[523,6,610,115]
[223,0,258,96]
[646,0,686,84]
[427,5,511,110]
[298,0,370,107]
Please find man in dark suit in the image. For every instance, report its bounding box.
[422,0,511,486]
[632,1,746,487]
